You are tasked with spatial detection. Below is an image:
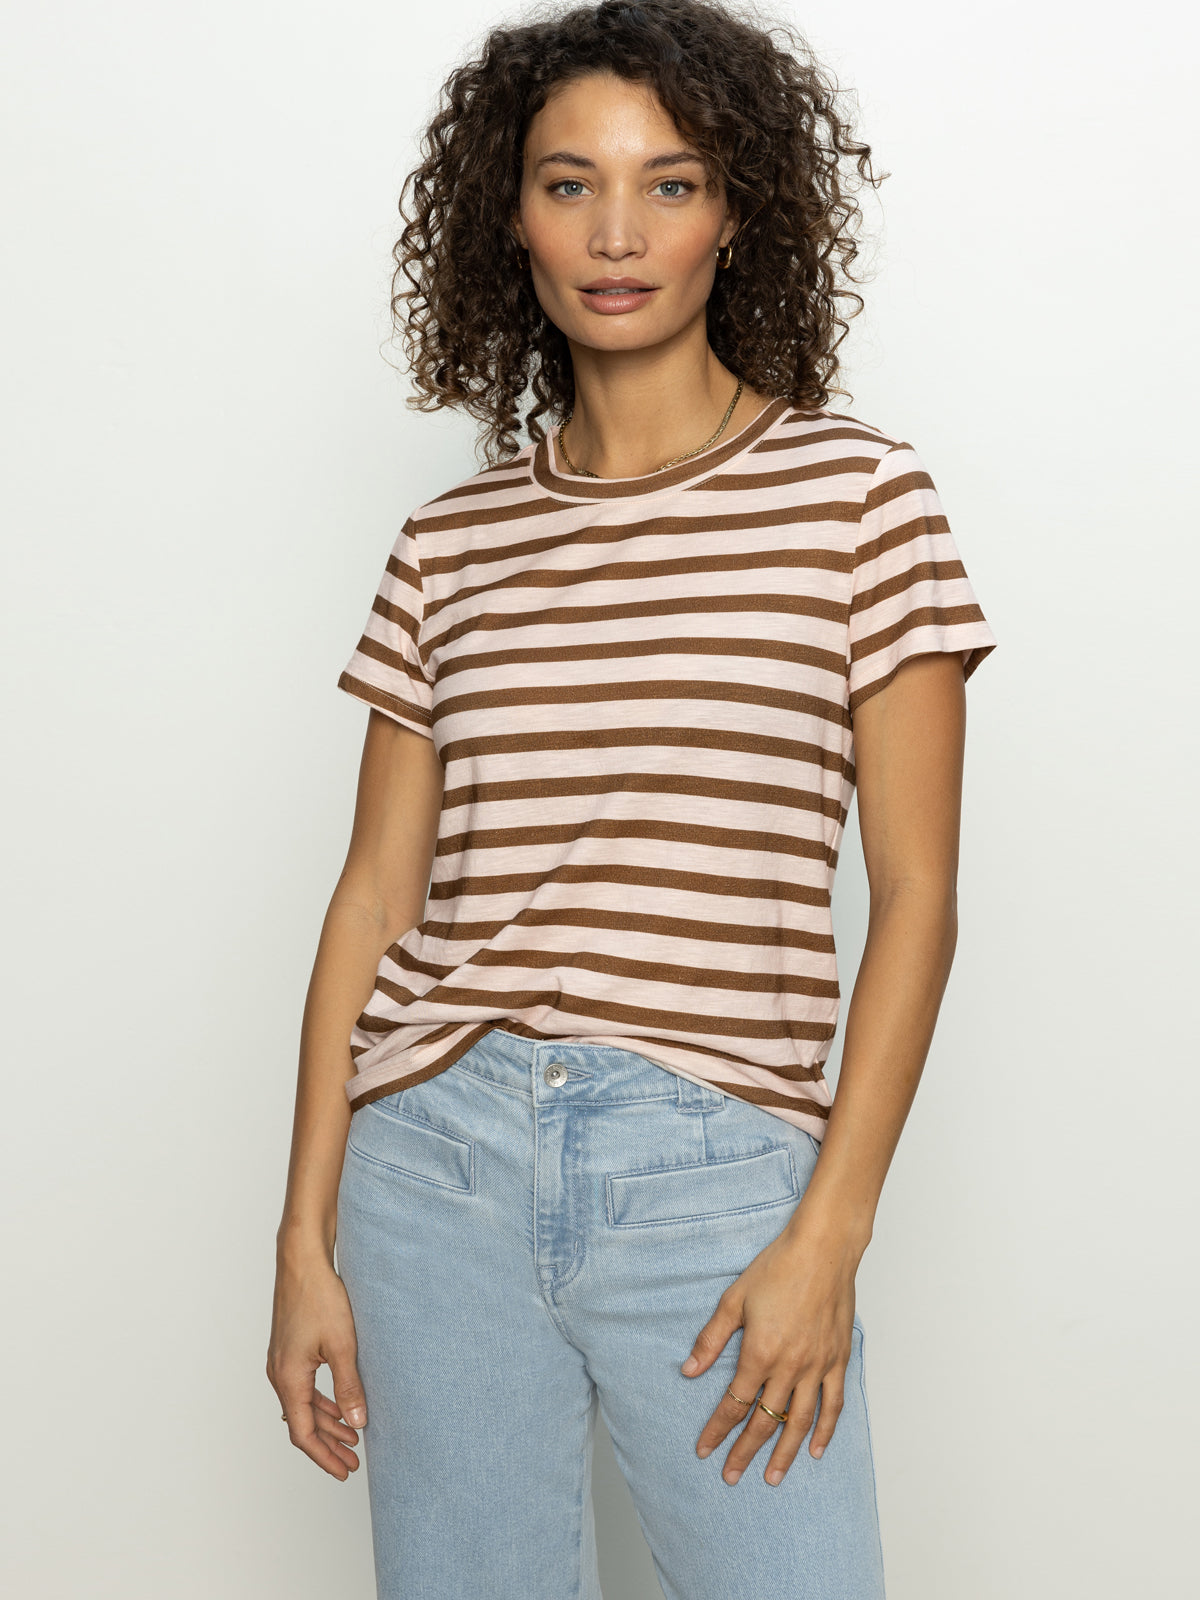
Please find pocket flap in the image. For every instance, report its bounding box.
[348,1103,474,1192]
[607,1146,797,1227]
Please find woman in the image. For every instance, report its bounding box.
[267,2,998,1595]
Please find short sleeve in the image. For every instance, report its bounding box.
[337,517,435,739]
[847,443,998,717]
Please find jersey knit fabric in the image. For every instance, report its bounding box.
[335,398,998,1143]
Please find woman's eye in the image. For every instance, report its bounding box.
[547,178,695,198]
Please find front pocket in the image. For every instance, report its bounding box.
[606,1146,798,1228]
[347,1102,474,1193]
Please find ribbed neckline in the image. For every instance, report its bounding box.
[530,394,794,501]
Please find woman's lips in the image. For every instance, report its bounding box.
[578,287,658,314]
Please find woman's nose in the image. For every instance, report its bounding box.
[588,198,644,261]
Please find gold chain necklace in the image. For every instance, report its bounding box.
[557,377,744,479]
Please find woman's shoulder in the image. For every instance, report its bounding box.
[407,444,538,529]
[776,404,914,458]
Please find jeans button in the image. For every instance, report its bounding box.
[544,1062,568,1087]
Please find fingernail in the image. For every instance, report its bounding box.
[681,1356,700,1374]
[347,1407,366,1426]
[766,1468,783,1485]
[696,1444,712,1458]
[724,1468,742,1485]
[812,1444,824,1459]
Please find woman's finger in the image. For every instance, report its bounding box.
[327,1338,369,1429]
[312,1406,361,1470]
[279,1376,356,1480]
[720,1379,799,1484]
[681,1285,744,1377]
[806,1370,845,1459]
[278,1385,315,1444]
[754,1377,821,1485]
[758,1364,846,1484]
[694,1367,765,1458]
[312,1386,361,1446]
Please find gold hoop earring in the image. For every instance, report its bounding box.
[716,242,734,270]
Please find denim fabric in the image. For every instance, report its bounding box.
[335,1027,886,1599]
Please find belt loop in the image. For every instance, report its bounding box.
[675,1072,726,1113]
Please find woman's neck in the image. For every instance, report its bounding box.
[560,337,769,479]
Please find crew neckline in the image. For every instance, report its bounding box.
[531,394,794,501]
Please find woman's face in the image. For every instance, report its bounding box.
[513,72,738,355]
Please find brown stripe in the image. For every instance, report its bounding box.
[701,1081,830,1117]
[432,630,847,689]
[414,906,837,954]
[530,395,792,500]
[374,588,422,648]
[862,459,934,515]
[440,770,849,828]
[427,591,851,658]
[381,543,422,582]
[435,816,832,868]
[591,1024,832,1086]
[849,603,989,664]
[423,860,832,909]
[348,1013,463,1057]
[349,631,430,694]
[336,670,432,728]
[437,723,852,774]
[750,426,889,455]
[347,1021,495,1109]
[424,465,534,506]
[852,509,951,571]
[685,454,882,491]
[427,541,855,596]
[777,407,832,426]
[371,942,839,1002]
[962,643,994,682]
[420,497,864,555]
[360,981,837,1045]
[435,674,847,731]
[848,632,994,716]
[850,557,967,616]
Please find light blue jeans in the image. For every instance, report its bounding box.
[335,1027,886,1599]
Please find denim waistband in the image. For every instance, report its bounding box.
[448,1025,729,1113]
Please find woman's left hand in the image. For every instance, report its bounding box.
[680,1215,864,1486]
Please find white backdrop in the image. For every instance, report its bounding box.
[3,1,1196,1595]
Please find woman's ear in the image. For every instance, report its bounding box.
[722,200,763,251]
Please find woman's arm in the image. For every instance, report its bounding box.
[682,650,968,1486]
[268,708,444,1478]
[785,647,966,1250]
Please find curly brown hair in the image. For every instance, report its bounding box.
[391,0,886,465]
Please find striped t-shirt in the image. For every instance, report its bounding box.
[336,397,997,1142]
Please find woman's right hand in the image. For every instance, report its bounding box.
[267,1245,368,1480]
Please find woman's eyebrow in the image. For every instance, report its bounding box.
[534,149,706,171]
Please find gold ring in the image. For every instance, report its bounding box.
[726,1384,757,1407]
[758,1400,789,1423]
